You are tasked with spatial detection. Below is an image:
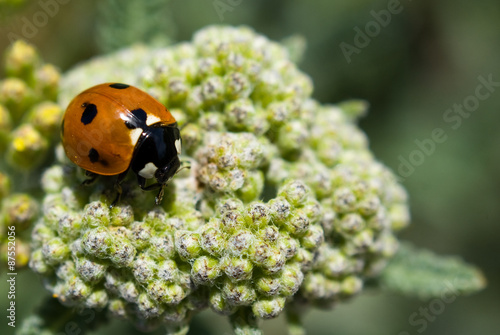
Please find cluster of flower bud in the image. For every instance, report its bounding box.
[0,40,61,269]
[31,153,321,330]
[0,40,61,170]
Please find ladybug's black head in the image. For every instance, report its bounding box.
[130,123,183,204]
[155,155,181,185]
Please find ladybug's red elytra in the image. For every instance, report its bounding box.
[61,83,182,205]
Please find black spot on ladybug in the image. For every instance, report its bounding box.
[109,83,130,89]
[88,148,99,163]
[81,104,98,125]
[131,109,147,123]
[124,108,148,129]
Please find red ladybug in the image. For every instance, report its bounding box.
[61,83,182,205]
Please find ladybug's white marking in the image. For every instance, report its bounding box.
[175,139,181,154]
[129,128,143,145]
[138,162,158,179]
[146,114,161,126]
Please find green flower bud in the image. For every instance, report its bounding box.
[2,193,39,231]
[0,78,34,121]
[31,222,56,248]
[357,194,382,217]
[148,281,185,305]
[277,234,298,260]
[7,124,48,169]
[57,212,83,240]
[200,224,226,256]
[60,274,93,304]
[279,263,303,297]
[222,255,254,281]
[148,234,175,259]
[29,249,51,275]
[191,256,221,285]
[266,101,291,126]
[222,279,256,306]
[252,296,285,319]
[337,99,368,121]
[198,111,226,132]
[224,99,256,132]
[110,204,134,226]
[82,227,114,259]
[209,289,237,316]
[85,289,109,310]
[34,64,60,101]
[281,208,310,236]
[132,253,157,284]
[220,210,246,233]
[41,165,66,194]
[130,221,153,250]
[340,275,363,297]
[277,121,308,159]
[4,40,40,81]
[42,237,70,265]
[82,201,111,228]
[337,213,365,235]
[137,292,164,319]
[163,303,188,324]
[180,123,202,154]
[108,298,128,319]
[319,248,349,278]
[175,230,202,261]
[332,187,357,213]
[255,275,281,296]
[227,229,254,256]
[201,75,224,105]
[224,72,252,100]
[278,180,309,207]
[292,247,314,271]
[389,203,410,231]
[268,196,291,224]
[236,170,264,203]
[75,257,108,283]
[300,224,324,251]
[25,101,63,137]
[301,272,335,300]
[0,237,30,268]
[165,77,187,103]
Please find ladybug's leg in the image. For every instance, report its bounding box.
[110,170,129,208]
[82,171,98,186]
[137,177,164,205]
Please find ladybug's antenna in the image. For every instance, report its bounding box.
[174,160,191,176]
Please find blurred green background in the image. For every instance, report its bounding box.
[0,0,498,334]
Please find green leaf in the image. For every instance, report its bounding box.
[380,242,486,299]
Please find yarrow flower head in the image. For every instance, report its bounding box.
[0,40,60,269]
[28,26,410,333]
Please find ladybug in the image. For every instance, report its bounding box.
[61,83,182,205]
